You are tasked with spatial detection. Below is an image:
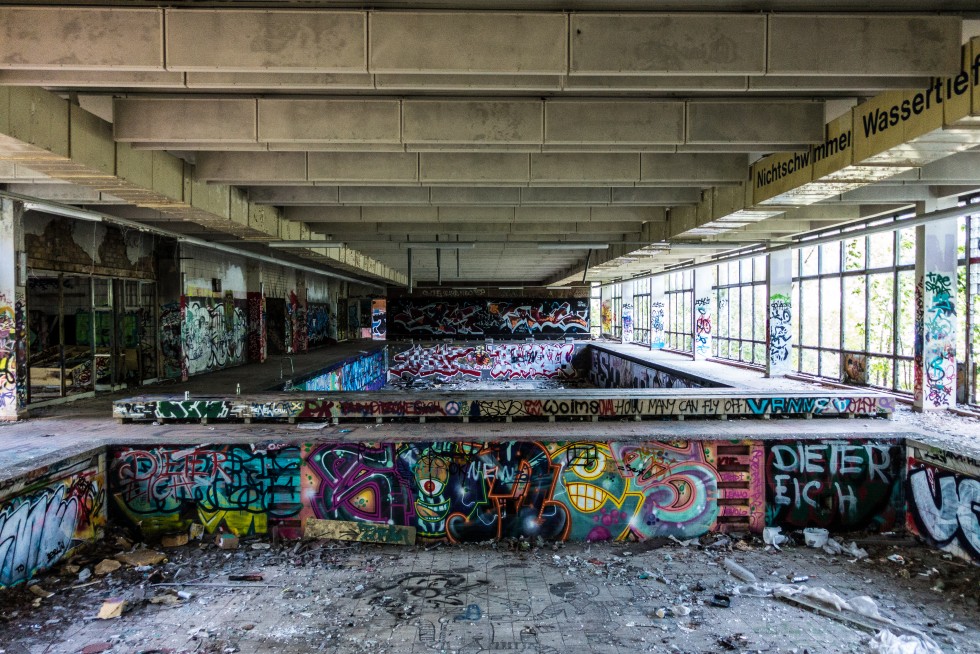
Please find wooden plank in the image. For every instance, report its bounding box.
[303,518,416,545]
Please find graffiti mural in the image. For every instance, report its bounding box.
[650,301,666,349]
[291,348,387,392]
[907,443,980,563]
[287,292,307,353]
[159,301,183,379]
[766,440,904,531]
[922,271,956,407]
[109,445,302,538]
[246,292,266,363]
[767,293,792,368]
[621,302,634,343]
[306,303,330,349]
[371,299,387,340]
[302,440,761,543]
[694,296,712,357]
[388,342,579,382]
[182,297,247,377]
[115,390,896,423]
[0,462,105,588]
[0,293,26,414]
[600,300,612,336]
[388,298,589,339]
[590,348,711,389]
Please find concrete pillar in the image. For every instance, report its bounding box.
[0,199,27,420]
[914,202,959,411]
[245,262,266,364]
[621,280,634,344]
[293,274,308,354]
[650,276,666,350]
[693,267,715,360]
[766,249,794,377]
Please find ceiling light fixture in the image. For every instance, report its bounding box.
[399,242,476,250]
[22,201,103,222]
[267,241,344,248]
[537,243,609,250]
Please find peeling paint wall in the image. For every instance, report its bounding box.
[24,214,156,280]
[0,452,106,588]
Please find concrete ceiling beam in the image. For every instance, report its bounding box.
[286,205,663,224]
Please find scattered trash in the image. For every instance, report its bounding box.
[78,568,92,583]
[638,571,652,580]
[717,633,748,650]
[849,596,883,620]
[947,623,967,633]
[116,549,166,567]
[28,584,53,599]
[803,528,830,548]
[868,629,944,654]
[709,594,731,608]
[80,643,113,654]
[722,558,757,583]
[189,524,205,541]
[887,554,906,565]
[161,532,189,548]
[216,534,240,550]
[763,527,788,549]
[149,594,182,606]
[671,605,692,617]
[94,559,122,576]
[250,543,270,550]
[228,574,264,582]
[97,598,127,620]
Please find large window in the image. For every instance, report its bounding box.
[632,277,651,345]
[715,256,767,365]
[665,271,693,352]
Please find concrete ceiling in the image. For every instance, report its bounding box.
[1,4,980,288]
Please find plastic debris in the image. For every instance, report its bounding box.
[722,558,757,583]
[763,527,788,549]
[803,528,830,548]
[78,568,92,582]
[887,554,906,565]
[868,629,944,654]
[97,598,127,620]
[709,594,731,608]
[849,595,883,620]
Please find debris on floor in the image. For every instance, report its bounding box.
[0,528,977,654]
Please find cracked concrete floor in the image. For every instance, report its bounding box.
[1,535,978,654]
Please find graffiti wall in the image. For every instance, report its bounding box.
[159,301,183,379]
[389,342,579,383]
[372,299,387,340]
[246,291,266,363]
[388,298,589,339]
[907,441,980,564]
[650,300,666,349]
[0,292,27,414]
[589,348,716,389]
[765,440,904,531]
[291,348,387,392]
[0,454,106,588]
[767,293,792,374]
[110,445,303,539]
[182,296,247,378]
[306,303,331,349]
[106,440,762,543]
[600,300,612,336]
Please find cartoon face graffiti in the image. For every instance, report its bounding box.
[554,444,641,542]
[412,454,451,535]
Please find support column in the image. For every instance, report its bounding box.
[650,276,666,350]
[914,205,959,411]
[766,250,794,377]
[621,280,634,344]
[693,267,715,360]
[245,262,266,364]
[0,199,27,420]
[294,274,308,354]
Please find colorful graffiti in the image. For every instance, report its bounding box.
[0,294,26,415]
[766,440,903,531]
[388,298,589,339]
[182,297,247,377]
[292,348,387,392]
[110,445,302,538]
[288,292,307,354]
[694,296,712,357]
[922,271,956,407]
[371,299,387,340]
[650,301,666,349]
[600,300,612,336]
[306,303,330,349]
[246,292,266,363]
[0,464,105,588]
[300,440,761,543]
[388,343,578,383]
[907,445,980,563]
[590,348,711,389]
[621,302,634,343]
[159,302,183,379]
[767,293,792,367]
[115,391,895,423]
